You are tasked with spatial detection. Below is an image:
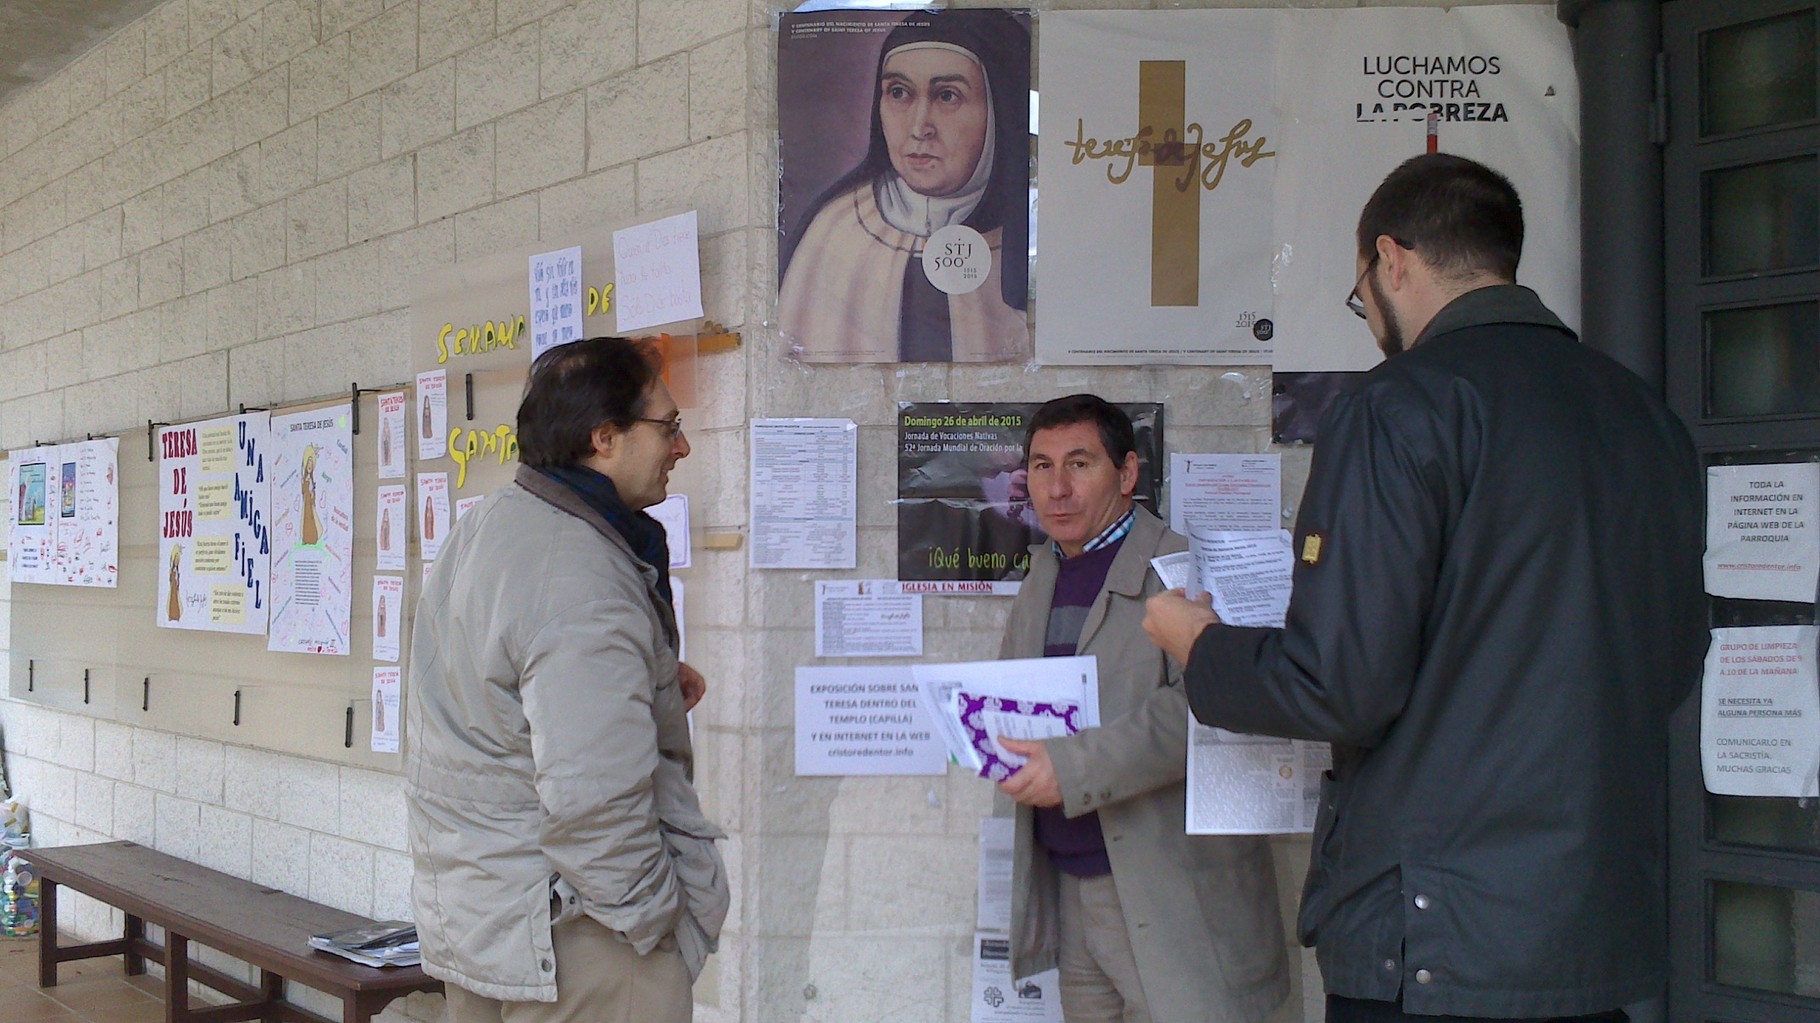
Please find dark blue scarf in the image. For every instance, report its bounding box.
[537,464,672,605]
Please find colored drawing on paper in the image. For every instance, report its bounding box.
[268,409,354,655]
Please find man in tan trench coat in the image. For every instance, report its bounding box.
[994,394,1289,1023]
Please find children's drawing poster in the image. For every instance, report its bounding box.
[376,484,407,571]
[377,391,409,480]
[7,438,119,587]
[156,413,272,633]
[373,575,403,662]
[418,473,450,561]
[416,371,448,462]
[268,409,354,655]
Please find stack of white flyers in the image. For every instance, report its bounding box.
[1150,530,1329,835]
[911,656,1100,781]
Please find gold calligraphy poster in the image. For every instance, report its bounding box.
[1036,11,1279,366]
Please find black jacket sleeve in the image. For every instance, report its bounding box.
[1184,383,1449,747]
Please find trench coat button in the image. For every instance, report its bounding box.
[1415,969,1432,985]
[1414,893,1431,910]
[1383,959,1397,972]
[541,958,553,972]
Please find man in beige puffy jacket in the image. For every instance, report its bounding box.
[405,337,726,1023]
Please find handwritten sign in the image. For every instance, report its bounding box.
[529,245,584,360]
[156,414,270,632]
[613,211,704,333]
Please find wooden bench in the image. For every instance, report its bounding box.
[23,840,442,1023]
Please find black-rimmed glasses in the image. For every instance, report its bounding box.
[635,416,684,439]
[1346,256,1379,320]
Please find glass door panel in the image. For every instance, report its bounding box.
[1701,11,1817,136]
[1713,879,1820,997]
[1705,156,1819,276]
[1705,301,1820,417]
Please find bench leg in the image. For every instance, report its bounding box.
[165,932,189,1023]
[124,914,145,976]
[37,877,58,988]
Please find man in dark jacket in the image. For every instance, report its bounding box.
[1143,154,1706,1022]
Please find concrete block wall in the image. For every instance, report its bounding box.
[0,0,1542,1019]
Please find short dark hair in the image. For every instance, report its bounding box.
[1356,153,1523,281]
[1024,394,1135,466]
[516,337,660,469]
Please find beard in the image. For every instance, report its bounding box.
[1369,272,1407,357]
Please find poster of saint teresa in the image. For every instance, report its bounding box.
[777,9,1032,363]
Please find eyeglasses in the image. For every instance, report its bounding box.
[634,416,684,439]
[1345,256,1379,320]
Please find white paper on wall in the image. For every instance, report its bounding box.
[372,575,403,663]
[750,419,858,570]
[415,371,448,462]
[1702,625,1820,798]
[376,391,408,480]
[1704,463,1820,603]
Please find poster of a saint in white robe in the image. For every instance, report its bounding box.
[268,409,354,655]
[777,9,1032,363]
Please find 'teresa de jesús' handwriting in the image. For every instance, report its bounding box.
[1063,118,1276,191]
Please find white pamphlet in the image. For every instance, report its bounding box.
[750,419,857,569]
[815,580,923,657]
[1702,625,1820,797]
[1159,529,1331,833]
[911,656,1100,778]
[1189,529,1294,628]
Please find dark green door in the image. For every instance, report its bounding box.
[1664,1,1820,1019]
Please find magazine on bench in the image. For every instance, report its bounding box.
[308,921,421,967]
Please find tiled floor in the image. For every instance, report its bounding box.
[0,936,168,1023]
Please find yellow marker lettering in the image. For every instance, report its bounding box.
[436,323,454,364]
